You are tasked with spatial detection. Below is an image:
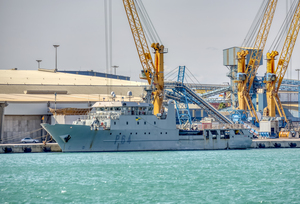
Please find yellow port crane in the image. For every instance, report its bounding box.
[122,0,165,115]
[265,0,300,122]
[236,0,278,123]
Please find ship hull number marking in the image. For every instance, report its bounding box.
[114,135,131,144]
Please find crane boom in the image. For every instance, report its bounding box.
[245,0,278,91]
[123,0,165,115]
[266,0,300,122]
[122,0,155,85]
[237,0,277,122]
[275,2,300,92]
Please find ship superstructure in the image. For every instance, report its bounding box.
[41,100,252,152]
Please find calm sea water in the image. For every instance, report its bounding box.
[0,149,299,203]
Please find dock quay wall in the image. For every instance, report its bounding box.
[1,139,300,153]
[2,115,44,144]
[251,139,300,148]
[0,143,61,153]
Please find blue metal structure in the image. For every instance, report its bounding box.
[173,66,192,127]
[177,66,185,83]
[200,86,231,98]
[164,83,227,91]
[230,110,247,123]
[254,77,300,92]
[165,82,233,124]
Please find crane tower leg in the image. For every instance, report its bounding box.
[152,43,165,115]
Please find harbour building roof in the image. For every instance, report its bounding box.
[0,69,147,102]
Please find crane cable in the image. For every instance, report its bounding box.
[185,67,202,85]
[268,0,298,52]
[164,66,179,79]
[164,66,202,86]
[134,0,163,46]
[241,0,269,48]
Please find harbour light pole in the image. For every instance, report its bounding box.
[36,60,42,69]
[53,45,60,72]
[296,69,300,80]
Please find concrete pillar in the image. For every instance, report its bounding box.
[0,102,8,144]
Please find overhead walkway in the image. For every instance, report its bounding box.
[165,82,231,103]
[279,79,300,91]
[165,82,233,124]
[164,81,227,91]
[254,77,300,92]
[200,86,231,98]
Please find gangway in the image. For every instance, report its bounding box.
[165,82,233,124]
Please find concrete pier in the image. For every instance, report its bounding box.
[251,138,300,148]
[0,143,61,153]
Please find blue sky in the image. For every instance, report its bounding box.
[0,0,299,84]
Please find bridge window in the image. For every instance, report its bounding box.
[211,130,218,139]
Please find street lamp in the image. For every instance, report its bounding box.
[111,65,119,75]
[53,45,60,72]
[296,69,300,81]
[36,60,42,69]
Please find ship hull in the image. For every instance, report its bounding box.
[41,123,252,152]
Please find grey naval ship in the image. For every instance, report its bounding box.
[41,100,253,152]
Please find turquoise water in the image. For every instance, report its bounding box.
[0,149,299,203]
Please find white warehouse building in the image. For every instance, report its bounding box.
[0,69,147,143]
